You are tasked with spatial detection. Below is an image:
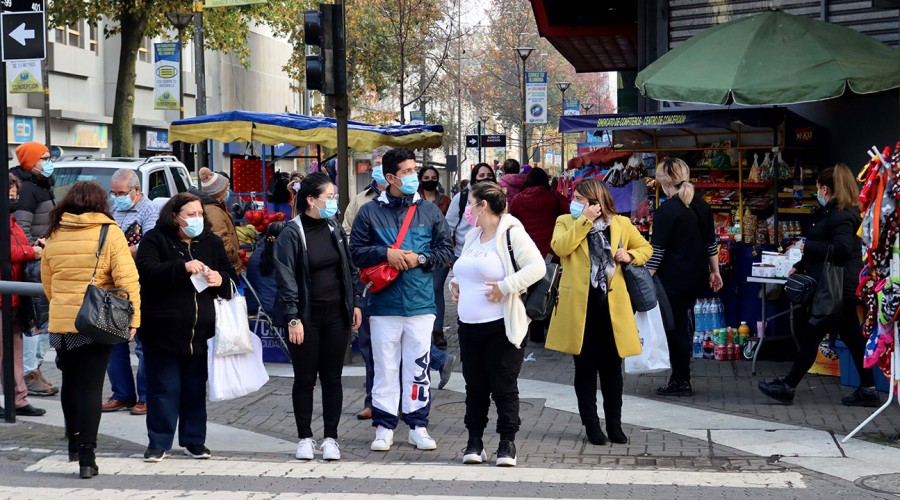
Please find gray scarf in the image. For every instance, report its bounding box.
[588,218,616,294]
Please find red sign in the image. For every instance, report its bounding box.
[795,127,815,143]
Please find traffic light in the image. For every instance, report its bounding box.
[303,4,346,95]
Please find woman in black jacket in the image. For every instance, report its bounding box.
[759,164,876,406]
[274,172,362,462]
[136,192,238,463]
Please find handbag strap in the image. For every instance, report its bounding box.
[390,205,418,249]
[506,228,520,273]
[89,225,110,285]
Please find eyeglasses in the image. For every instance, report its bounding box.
[109,187,136,197]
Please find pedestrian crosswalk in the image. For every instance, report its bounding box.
[0,489,617,500]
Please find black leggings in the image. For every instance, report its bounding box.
[664,294,697,384]
[785,299,873,388]
[287,306,350,439]
[573,288,623,426]
[57,342,112,449]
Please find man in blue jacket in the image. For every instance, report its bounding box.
[349,148,453,452]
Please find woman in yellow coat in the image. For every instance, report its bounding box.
[546,179,651,446]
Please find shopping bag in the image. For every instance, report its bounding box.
[207,334,269,402]
[810,260,843,325]
[213,281,254,357]
[624,305,671,375]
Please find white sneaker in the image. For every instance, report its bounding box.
[370,426,394,452]
[408,427,437,450]
[320,438,341,461]
[295,438,316,460]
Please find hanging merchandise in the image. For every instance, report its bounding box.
[605,162,628,187]
[624,153,649,180]
[748,153,762,182]
[774,150,793,180]
[760,152,773,180]
[742,208,758,244]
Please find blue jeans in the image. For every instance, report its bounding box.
[107,338,146,402]
[23,333,49,374]
[432,266,450,332]
[429,344,447,372]
[143,344,208,451]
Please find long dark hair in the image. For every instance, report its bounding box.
[294,172,334,214]
[157,192,211,234]
[47,181,112,236]
[523,167,549,189]
[470,163,496,185]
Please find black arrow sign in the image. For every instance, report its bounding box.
[465,135,480,147]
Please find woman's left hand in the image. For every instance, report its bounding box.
[204,270,223,287]
[351,307,362,331]
[614,248,633,264]
[129,328,137,341]
[709,270,724,292]
[484,282,504,303]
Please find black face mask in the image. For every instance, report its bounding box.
[421,180,439,192]
[8,199,18,212]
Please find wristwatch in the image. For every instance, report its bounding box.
[417,254,428,266]
[288,319,301,328]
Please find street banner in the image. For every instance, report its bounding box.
[6,58,41,93]
[153,42,180,111]
[563,97,580,116]
[525,71,547,124]
[409,110,424,126]
[205,0,267,6]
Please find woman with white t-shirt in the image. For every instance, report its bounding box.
[449,182,544,467]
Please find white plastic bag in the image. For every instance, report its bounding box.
[624,305,671,375]
[207,334,269,402]
[213,281,254,357]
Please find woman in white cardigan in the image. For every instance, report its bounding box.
[449,181,544,468]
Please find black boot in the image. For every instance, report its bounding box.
[584,421,608,445]
[606,422,628,444]
[67,436,78,462]
[78,445,98,479]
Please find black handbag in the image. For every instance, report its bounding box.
[785,273,817,305]
[507,229,562,321]
[74,225,134,345]
[619,237,657,312]
[810,260,843,324]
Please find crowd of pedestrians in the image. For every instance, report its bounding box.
[0,142,877,477]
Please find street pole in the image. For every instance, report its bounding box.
[420,94,431,167]
[1,56,14,423]
[41,0,50,148]
[516,47,533,165]
[556,82,570,174]
[334,0,350,216]
[477,120,483,163]
[167,12,193,164]
[192,0,207,171]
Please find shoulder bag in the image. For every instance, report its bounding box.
[507,228,562,321]
[619,237,657,312]
[360,205,417,293]
[74,225,134,345]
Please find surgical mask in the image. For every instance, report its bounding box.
[421,180,439,192]
[817,193,827,206]
[396,174,419,195]
[9,198,18,212]
[570,201,585,218]
[113,193,134,211]
[463,204,479,227]
[180,216,204,238]
[372,165,386,186]
[318,199,338,219]
[39,160,53,177]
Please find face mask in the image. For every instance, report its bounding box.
[421,180,439,192]
[570,201,585,218]
[113,193,134,211]
[372,165,386,186]
[39,160,53,177]
[395,174,419,195]
[180,216,204,238]
[817,194,827,206]
[9,199,18,212]
[317,198,338,219]
[463,204,479,227]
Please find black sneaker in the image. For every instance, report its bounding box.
[15,404,46,416]
[842,387,880,408]
[495,440,516,467]
[184,444,212,459]
[758,378,795,404]
[462,437,486,464]
[433,330,448,350]
[143,448,167,463]
[656,380,693,397]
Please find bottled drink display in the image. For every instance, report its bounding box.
[692,299,746,361]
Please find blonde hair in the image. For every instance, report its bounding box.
[574,179,616,222]
[818,163,860,210]
[656,158,694,207]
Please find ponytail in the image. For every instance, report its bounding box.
[656,158,694,207]
[818,163,860,210]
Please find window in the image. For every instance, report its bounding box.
[89,22,98,53]
[138,37,152,63]
[54,23,83,48]
[169,166,192,193]
[147,169,170,200]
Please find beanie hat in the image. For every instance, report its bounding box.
[15,142,49,171]
[199,167,228,200]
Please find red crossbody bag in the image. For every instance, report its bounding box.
[360,205,417,293]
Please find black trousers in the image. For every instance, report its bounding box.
[57,342,112,449]
[573,288,623,426]
[664,293,697,384]
[458,318,524,441]
[785,298,874,388]
[287,305,350,439]
[143,343,208,451]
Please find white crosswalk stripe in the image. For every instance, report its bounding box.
[24,455,805,489]
[0,489,614,500]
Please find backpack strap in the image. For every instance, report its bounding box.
[391,205,418,249]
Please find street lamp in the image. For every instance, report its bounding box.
[556,82,570,172]
[516,46,533,165]
[420,95,432,167]
[477,115,489,163]
[166,12,193,162]
[581,102,594,114]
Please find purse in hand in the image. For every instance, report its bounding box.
[507,229,562,321]
[74,225,134,345]
[360,205,417,293]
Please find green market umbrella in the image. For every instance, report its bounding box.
[636,10,900,106]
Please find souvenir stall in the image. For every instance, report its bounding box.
[558,108,826,353]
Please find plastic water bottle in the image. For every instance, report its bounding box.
[701,299,711,332]
[692,333,703,359]
[693,300,703,332]
[711,299,722,329]
[717,299,726,329]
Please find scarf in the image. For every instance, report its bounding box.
[588,217,616,294]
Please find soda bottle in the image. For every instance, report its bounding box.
[692,333,703,359]
[703,332,715,359]
[738,321,751,345]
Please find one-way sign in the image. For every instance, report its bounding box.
[1,10,45,61]
[465,135,480,147]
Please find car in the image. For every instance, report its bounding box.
[51,155,194,205]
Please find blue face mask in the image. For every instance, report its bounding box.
[39,160,53,177]
[113,193,134,211]
[817,192,827,206]
[180,216,204,238]
[318,199,338,219]
[396,173,419,196]
[372,165,386,186]
[570,201,585,218]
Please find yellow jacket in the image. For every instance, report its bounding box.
[41,212,141,334]
[546,214,652,357]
